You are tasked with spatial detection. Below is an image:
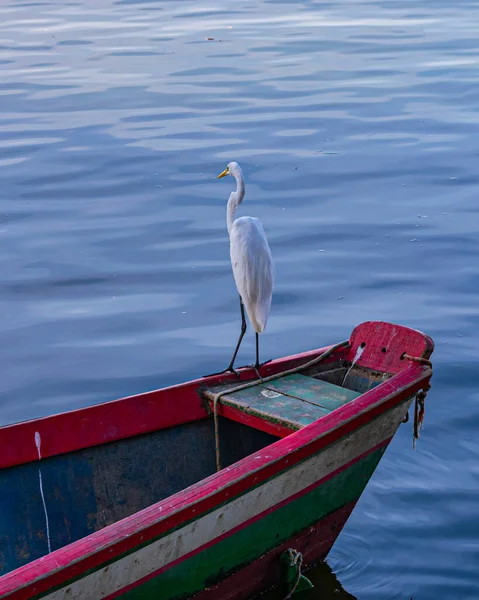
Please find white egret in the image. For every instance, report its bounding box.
[217,161,275,374]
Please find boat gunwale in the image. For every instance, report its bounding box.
[0,320,434,472]
[0,345,348,471]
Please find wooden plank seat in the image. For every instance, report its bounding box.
[204,373,361,435]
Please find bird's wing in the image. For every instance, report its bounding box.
[229,217,274,332]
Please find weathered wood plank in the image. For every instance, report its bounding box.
[205,375,360,432]
[204,382,331,432]
[265,374,360,410]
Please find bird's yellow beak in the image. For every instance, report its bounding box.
[217,167,229,179]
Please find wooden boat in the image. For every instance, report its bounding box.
[0,321,433,600]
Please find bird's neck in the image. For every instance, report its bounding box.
[226,172,245,235]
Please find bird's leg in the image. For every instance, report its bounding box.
[203,296,246,378]
[254,335,273,370]
[237,333,272,380]
[225,296,247,373]
[251,332,264,379]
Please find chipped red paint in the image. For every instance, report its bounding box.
[347,320,434,374]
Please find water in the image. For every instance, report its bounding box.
[1,0,478,597]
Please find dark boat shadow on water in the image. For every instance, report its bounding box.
[258,560,357,600]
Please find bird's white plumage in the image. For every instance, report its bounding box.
[218,161,275,338]
[230,216,274,333]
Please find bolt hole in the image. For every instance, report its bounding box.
[360,342,366,348]
[381,347,387,353]
[400,352,406,360]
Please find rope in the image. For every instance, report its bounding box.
[413,383,431,450]
[403,353,433,368]
[283,549,303,600]
[212,339,350,471]
[402,353,432,449]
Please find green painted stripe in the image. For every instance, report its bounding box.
[121,446,386,600]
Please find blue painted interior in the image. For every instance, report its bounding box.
[0,418,277,575]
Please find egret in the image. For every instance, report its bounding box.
[217,161,275,375]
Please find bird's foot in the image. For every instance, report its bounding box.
[202,365,241,379]
[253,366,263,380]
[237,359,272,380]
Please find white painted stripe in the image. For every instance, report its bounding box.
[35,431,51,555]
[43,400,411,600]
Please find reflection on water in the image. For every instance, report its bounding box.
[307,561,357,600]
[1,0,479,598]
[262,560,357,600]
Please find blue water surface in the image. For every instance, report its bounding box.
[1,1,478,598]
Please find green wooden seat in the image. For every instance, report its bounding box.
[204,373,361,433]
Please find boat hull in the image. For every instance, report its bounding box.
[193,501,358,600]
[0,321,433,600]
[30,399,409,600]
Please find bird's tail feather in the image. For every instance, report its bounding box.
[245,300,269,334]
